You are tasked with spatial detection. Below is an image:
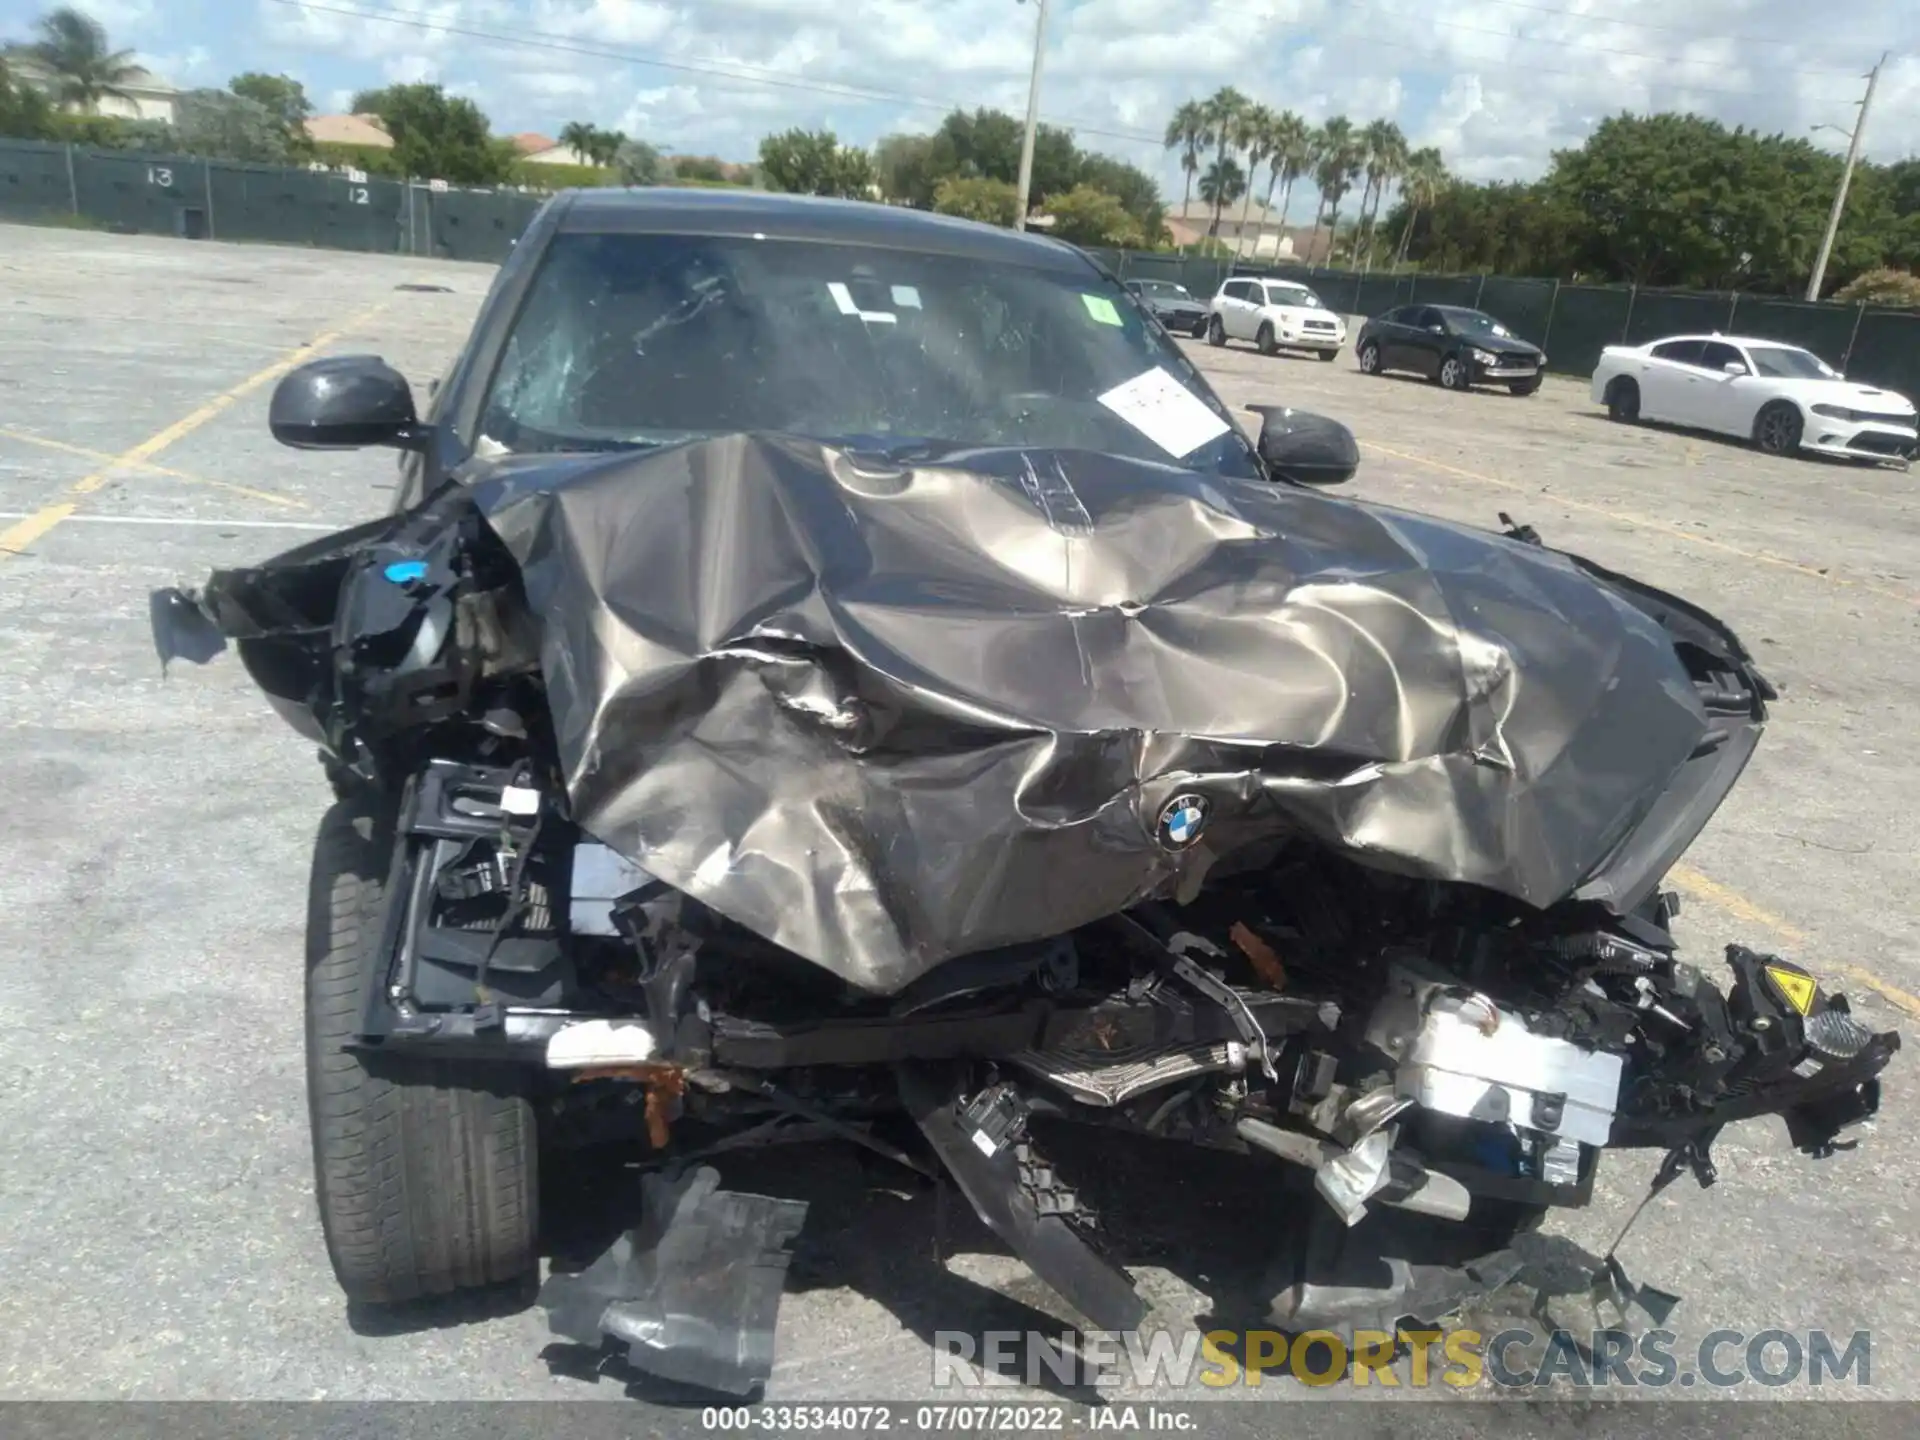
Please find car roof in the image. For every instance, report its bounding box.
[556,187,1095,274]
[1646,334,1810,349]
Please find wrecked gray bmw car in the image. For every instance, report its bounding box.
[153,190,1897,1392]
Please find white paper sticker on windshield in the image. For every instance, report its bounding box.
[827,282,897,323]
[891,285,922,308]
[1097,368,1231,458]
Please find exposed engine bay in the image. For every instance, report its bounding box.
[151,431,1900,1392]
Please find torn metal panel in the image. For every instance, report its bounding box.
[538,1165,807,1396]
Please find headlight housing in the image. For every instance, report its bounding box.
[1471,347,1497,365]
[1811,404,1860,421]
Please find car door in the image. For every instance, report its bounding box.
[1222,280,1257,340]
[1405,307,1447,377]
[1637,340,1705,423]
[1372,307,1414,371]
[1697,341,1760,437]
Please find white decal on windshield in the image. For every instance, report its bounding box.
[827,281,898,324]
[1097,368,1231,459]
[890,285,923,308]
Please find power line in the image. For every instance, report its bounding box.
[265,0,1170,147]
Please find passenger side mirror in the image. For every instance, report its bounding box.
[270,355,428,451]
[1722,361,1746,376]
[1247,405,1359,486]
[1427,323,1446,334]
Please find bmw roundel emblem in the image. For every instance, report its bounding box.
[1156,793,1211,851]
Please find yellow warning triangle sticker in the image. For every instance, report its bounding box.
[1765,964,1817,1016]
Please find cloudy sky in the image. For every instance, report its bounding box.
[25,0,1920,198]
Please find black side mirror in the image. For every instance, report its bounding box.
[270,355,428,451]
[1247,405,1359,486]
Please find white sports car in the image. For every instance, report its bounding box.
[1591,334,1917,466]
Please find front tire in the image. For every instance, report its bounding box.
[1754,401,1804,457]
[1357,340,1382,375]
[1605,376,1640,423]
[306,796,539,1305]
[1317,348,1340,363]
[1256,322,1278,357]
[1509,377,1542,396]
[1206,315,1226,347]
[1438,354,1471,391]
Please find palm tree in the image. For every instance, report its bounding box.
[1356,119,1408,271]
[559,121,596,164]
[1197,156,1246,226]
[1394,146,1449,267]
[1305,116,1356,265]
[1260,110,1313,259]
[1232,102,1274,257]
[1200,86,1248,235]
[21,7,146,112]
[1163,100,1208,236]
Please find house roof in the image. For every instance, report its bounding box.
[510,132,558,156]
[305,113,394,148]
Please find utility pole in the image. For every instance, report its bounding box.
[1013,0,1050,231]
[1806,52,1886,302]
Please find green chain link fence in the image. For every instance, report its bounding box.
[7,138,1918,400]
[0,137,544,263]
[1085,246,1920,402]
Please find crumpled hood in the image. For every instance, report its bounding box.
[448,432,1763,993]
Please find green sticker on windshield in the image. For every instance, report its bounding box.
[1082,294,1123,327]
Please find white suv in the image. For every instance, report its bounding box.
[1204,277,1347,361]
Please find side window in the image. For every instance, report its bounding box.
[1650,340,1706,366]
[1380,306,1410,325]
[1701,341,1747,373]
[1412,307,1440,330]
[1226,280,1254,302]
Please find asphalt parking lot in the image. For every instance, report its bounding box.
[2,225,1918,1415]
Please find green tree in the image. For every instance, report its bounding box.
[350,83,515,184]
[1043,184,1140,247]
[559,120,624,167]
[1389,146,1447,265]
[1233,101,1274,246]
[922,107,1079,202]
[1198,156,1245,218]
[1075,154,1165,245]
[1833,267,1920,307]
[229,71,313,157]
[1546,113,1847,289]
[874,132,936,205]
[1355,118,1408,268]
[1260,110,1313,251]
[932,174,1018,227]
[614,137,669,186]
[1163,99,1208,226]
[18,6,145,111]
[0,56,57,138]
[758,127,873,199]
[1308,116,1359,262]
[173,88,289,163]
[1199,87,1247,234]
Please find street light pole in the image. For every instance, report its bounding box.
[1805,51,1886,302]
[1013,0,1050,231]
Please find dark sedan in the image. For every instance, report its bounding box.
[1126,278,1209,338]
[1355,304,1545,395]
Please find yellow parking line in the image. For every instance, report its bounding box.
[1669,862,1920,1019]
[0,426,309,511]
[1357,438,1920,607]
[0,301,388,558]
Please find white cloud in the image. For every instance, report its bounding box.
[152,1,1917,191]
